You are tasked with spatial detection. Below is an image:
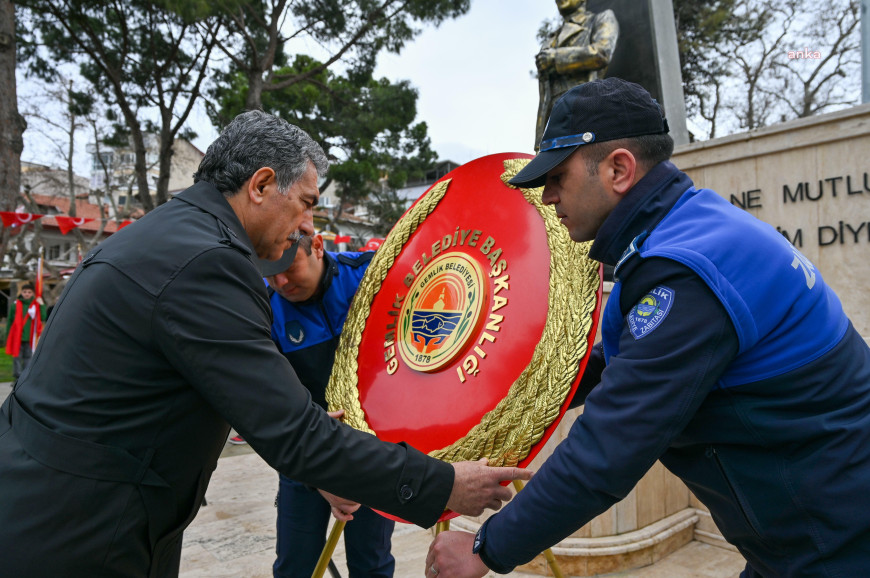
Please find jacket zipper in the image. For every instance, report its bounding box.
[707,446,764,539]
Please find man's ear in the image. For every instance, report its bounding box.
[311,234,325,258]
[605,149,638,196]
[247,167,276,205]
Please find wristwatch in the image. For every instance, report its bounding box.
[472,520,513,574]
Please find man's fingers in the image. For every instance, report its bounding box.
[327,409,345,420]
[495,466,533,482]
[330,506,354,522]
[494,486,513,502]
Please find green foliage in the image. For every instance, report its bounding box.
[288,0,469,78]
[365,188,409,236]
[0,352,14,383]
[208,0,463,226]
[212,54,437,213]
[16,0,219,208]
[672,0,761,122]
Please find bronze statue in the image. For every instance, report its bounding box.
[535,0,619,149]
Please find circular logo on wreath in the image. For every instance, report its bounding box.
[398,252,487,372]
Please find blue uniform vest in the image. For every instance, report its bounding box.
[270,251,369,354]
[602,187,848,387]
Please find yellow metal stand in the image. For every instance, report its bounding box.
[311,520,346,578]
[435,519,450,534]
[512,480,565,578]
[312,515,452,577]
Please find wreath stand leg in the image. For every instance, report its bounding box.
[312,520,346,578]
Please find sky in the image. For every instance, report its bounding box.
[370,1,558,164]
[20,1,560,174]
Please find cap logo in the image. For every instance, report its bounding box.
[540,132,597,152]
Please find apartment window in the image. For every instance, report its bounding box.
[92,152,113,170]
[47,245,61,260]
[118,195,126,206]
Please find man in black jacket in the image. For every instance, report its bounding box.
[0,110,528,578]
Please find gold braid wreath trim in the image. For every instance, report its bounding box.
[327,158,600,467]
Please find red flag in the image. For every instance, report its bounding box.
[363,237,385,251]
[0,212,44,228]
[54,216,94,235]
[334,234,352,244]
[117,219,134,230]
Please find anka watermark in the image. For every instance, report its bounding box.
[788,47,822,60]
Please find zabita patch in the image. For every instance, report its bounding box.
[627,286,674,340]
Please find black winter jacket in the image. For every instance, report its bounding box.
[0,182,452,577]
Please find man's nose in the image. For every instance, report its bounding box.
[298,214,315,237]
[541,183,557,206]
[273,272,290,287]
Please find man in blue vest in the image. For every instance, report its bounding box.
[262,234,395,577]
[427,78,870,577]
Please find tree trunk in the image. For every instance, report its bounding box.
[155,125,174,206]
[125,118,155,212]
[245,71,264,111]
[0,0,26,261]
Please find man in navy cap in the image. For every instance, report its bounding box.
[427,78,870,577]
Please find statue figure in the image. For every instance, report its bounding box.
[535,0,619,149]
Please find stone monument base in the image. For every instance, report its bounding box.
[452,509,698,576]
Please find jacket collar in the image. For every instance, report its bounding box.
[174,181,257,257]
[589,161,694,266]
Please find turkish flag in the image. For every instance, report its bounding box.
[117,219,134,230]
[55,216,95,235]
[0,212,44,228]
[363,237,384,251]
[334,235,352,244]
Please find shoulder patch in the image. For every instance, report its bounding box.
[336,251,374,268]
[627,286,674,340]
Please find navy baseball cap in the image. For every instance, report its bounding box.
[257,242,300,276]
[510,78,669,189]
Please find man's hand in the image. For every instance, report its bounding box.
[426,531,488,578]
[446,458,532,516]
[317,489,360,522]
[327,409,345,420]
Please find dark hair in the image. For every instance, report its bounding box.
[579,133,674,175]
[20,283,35,291]
[297,235,314,256]
[193,110,329,196]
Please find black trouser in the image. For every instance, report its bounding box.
[13,343,33,378]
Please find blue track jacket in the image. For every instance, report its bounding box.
[269,250,372,409]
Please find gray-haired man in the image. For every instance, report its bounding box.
[0,111,529,577]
